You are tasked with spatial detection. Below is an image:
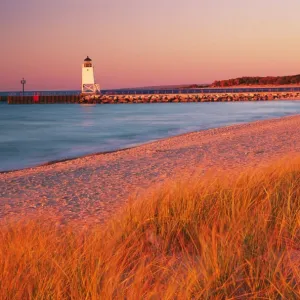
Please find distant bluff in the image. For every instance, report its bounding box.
[211,74,300,87]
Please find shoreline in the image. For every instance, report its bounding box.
[1,111,299,175]
[1,114,300,224]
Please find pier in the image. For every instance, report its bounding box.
[6,89,300,104]
[7,94,80,104]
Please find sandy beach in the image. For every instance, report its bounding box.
[1,115,300,224]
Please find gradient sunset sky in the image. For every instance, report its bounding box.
[1,0,300,91]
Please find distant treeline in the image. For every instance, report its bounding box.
[180,84,210,89]
[211,75,300,87]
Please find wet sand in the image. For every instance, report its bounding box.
[1,115,300,224]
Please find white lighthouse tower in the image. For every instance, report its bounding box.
[81,56,100,94]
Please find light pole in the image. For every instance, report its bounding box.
[21,78,26,96]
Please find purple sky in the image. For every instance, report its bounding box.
[1,0,300,91]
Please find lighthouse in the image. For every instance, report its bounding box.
[81,56,100,94]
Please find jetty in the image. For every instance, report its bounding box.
[6,89,300,104]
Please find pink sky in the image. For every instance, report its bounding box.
[1,0,300,91]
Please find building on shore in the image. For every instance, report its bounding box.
[81,56,100,95]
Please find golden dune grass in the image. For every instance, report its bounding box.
[0,158,299,299]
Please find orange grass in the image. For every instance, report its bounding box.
[0,158,299,299]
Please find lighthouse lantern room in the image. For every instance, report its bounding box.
[81,56,100,94]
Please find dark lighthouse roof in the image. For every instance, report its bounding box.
[84,56,92,61]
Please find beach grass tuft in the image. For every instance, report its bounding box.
[0,158,299,299]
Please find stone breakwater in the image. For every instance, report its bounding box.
[90,92,300,103]
[7,91,300,104]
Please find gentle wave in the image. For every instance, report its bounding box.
[1,101,300,171]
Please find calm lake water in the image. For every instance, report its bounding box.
[1,101,300,172]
